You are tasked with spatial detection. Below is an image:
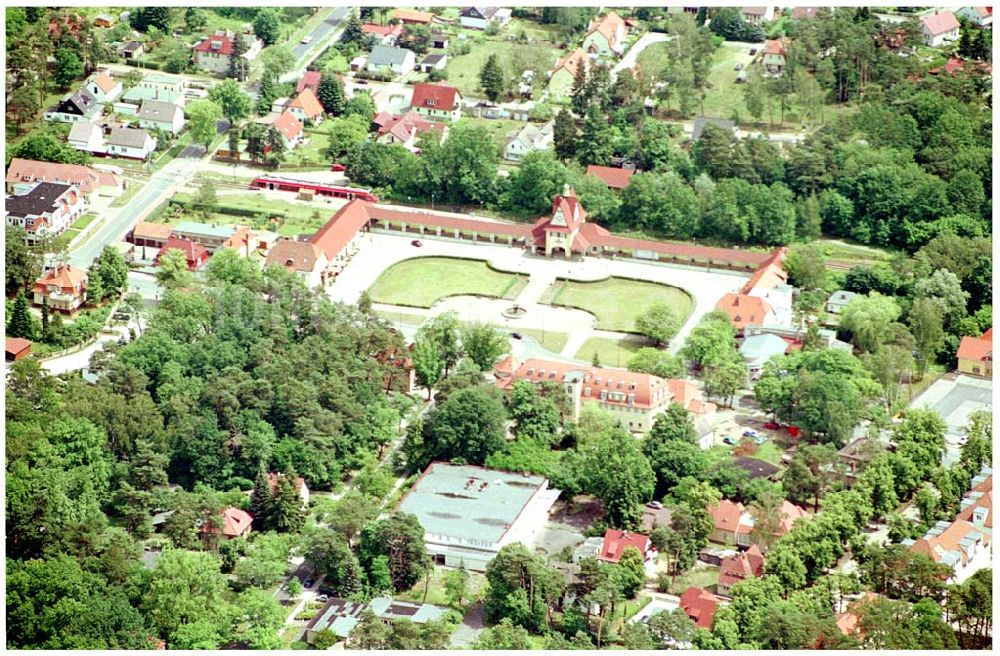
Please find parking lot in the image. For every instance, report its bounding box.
[910,373,992,465]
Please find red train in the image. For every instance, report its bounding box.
[249,176,378,202]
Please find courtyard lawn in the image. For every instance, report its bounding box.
[368,257,528,308]
[374,309,429,326]
[456,117,529,154]
[171,192,335,236]
[574,335,649,368]
[396,565,488,610]
[518,328,569,354]
[284,128,332,170]
[540,277,693,333]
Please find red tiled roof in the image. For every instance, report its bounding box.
[533,190,587,235]
[586,165,634,189]
[202,507,253,537]
[267,472,307,495]
[363,23,403,37]
[132,221,173,241]
[498,357,673,410]
[776,500,810,536]
[370,205,533,239]
[91,72,118,94]
[289,88,324,120]
[266,239,324,273]
[310,201,372,260]
[718,544,765,590]
[6,158,122,197]
[709,500,752,536]
[411,83,461,112]
[297,71,322,94]
[376,111,443,144]
[391,8,434,23]
[586,11,625,49]
[598,529,652,564]
[741,246,787,293]
[156,237,209,269]
[194,33,236,56]
[762,37,790,57]
[5,337,32,356]
[956,485,992,529]
[791,7,820,19]
[33,264,87,294]
[552,48,589,79]
[922,11,960,35]
[680,587,719,629]
[715,293,772,332]
[667,379,717,416]
[958,331,992,363]
[273,109,304,142]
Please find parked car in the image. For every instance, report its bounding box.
[742,429,758,438]
[752,434,768,445]
[749,48,757,55]
[646,501,664,509]
[330,163,346,172]
[511,332,523,340]
[763,421,780,431]
[304,579,315,589]
[411,239,422,247]
[301,35,313,44]
[317,594,329,602]
[735,63,743,71]
[723,435,739,445]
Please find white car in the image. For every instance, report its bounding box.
[300,35,313,45]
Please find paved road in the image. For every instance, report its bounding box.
[613,31,671,79]
[282,7,351,84]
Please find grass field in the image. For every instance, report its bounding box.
[446,38,561,99]
[69,213,98,231]
[172,192,333,236]
[396,566,488,610]
[666,564,720,596]
[457,117,528,154]
[518,328,569,354]
[540,277,693,333]
[574,335,649,368]
[368,257,528,308]
[374,309,429,326]
[284,129,331,169]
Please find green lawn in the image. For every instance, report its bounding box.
[445,38,561,99]
[518,328,569,354]
[574,335,650,368]
[540,277,693,333]
[374,309,429,326]
[171,192,334,236]
[69,213,98,231]
[110,181,146,208]
[456,117,528,154]
[666,565,720,596]
[284,128,331,169]
[368,257,528,308]
[396,566,488,610]
[752,440,783,465]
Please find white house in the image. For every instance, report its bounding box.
[139,100,185,134]
[44,89,102,123]
[67,122,106,154]
[85,72,123,103]
[739,333,789,379]
[105,127,157,160]
[366,45,417,76]
[397,463,561,571]
[5,182,86,244]
[265,239,329,288]
[459,7,512,30]
[825,290,857,315]
[921,11,961,47]
[957,7,993,28]
[581,11,627,57]
[271,110,304,149]
[192,31,262,75]
[503,120,554,161]
[741,7,776,26]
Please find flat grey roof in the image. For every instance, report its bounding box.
[397,463,548,544]
[911,374,992,436]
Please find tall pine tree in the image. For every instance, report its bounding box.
[8,292,33,339]
[570,63,589,115]
[270,471,306,533]
[316,74,345,115]
[228,33,249,82]
[553,109,578,160]
[479,54,505,102]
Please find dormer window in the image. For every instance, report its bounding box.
[426,99,437,107]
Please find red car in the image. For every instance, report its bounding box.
[763,421,780,431]
[786,425,802,438]
[330,163,346,172]
[411,240,422,247]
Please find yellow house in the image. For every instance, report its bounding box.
[957,329,992,378]
[582,11,626,57]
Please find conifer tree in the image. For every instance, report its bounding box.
[317,74,346,115]
[9,291,33,339]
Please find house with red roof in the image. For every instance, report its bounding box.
[201,507,253,540]
[717,545,766,597]
[597,529,658,573]
[548,48,590,100]
[309,201,372,276]
[921,11,960,47]
[288,88,325,125]
[265,239,329,288]
[193,31,262,75]
[267,472,310,507]
[835,592,881,638]
[582,11,627,57]
[679,587,719,629]
[155,237,210,271]
[586,165,634,190]
[958,6,993,28]
[908,472,992,583]
[708,499,808,546]
[272,110,304,149]
[297,71,323,95]
[410,83,463,122]
[374,111,447,153]
[32,264,88,313]
[85,72,123,103]
[6,158,124,201]
[362,22,404,45]
[957,328,992,378]
[5,337,32,362]
[392,8,435,25]
[715,293,775,337]
[761,37,791,77]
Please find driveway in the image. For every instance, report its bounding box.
[326,231,750,356]
[613,32,671,79]
[629,594,680,625]
[449,602,485,648]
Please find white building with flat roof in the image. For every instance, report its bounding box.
[396,462,561,571]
